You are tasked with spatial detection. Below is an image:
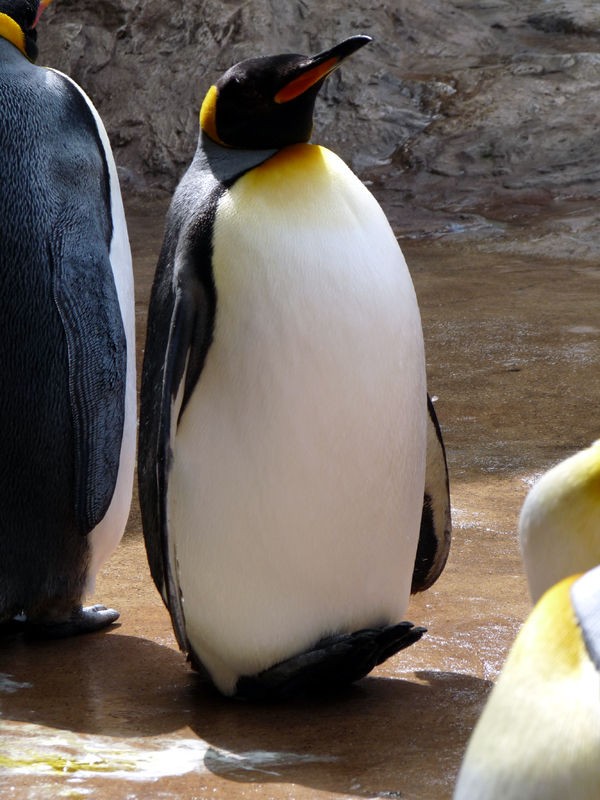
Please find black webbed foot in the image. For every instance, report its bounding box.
[235,621,426,701]
[0,615,27,637]
[25,604,120,639]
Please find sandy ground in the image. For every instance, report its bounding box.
[1,196,599,799]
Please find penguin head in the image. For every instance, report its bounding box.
[200,35,371,149]
[519,439,600,603]
[0,0,53,61]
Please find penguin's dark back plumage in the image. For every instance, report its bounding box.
[0,40,126,616]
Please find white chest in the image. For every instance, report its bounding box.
[169,145,427,694]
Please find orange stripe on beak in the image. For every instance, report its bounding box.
[33,0,54,29]
[274,57,339,104]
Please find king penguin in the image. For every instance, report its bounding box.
[138,36,451,698]
[0,0,136,635]
[454,441,600,799]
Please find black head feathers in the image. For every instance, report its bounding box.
[0,0,52,61]
[200,36,371,150]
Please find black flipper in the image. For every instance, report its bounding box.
[138,134,283,661]
[412,395,452,593]
[137,156,220,650]
[154,285,203,649]
[138,136,279,617]
[234,622,426,701]
[50,215,126,535]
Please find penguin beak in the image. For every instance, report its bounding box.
[274,35,372,104]
[32,0,54,29]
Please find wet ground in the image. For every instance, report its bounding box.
[1,196,599,799]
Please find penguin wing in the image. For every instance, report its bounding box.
[138,207,217,648]
[138,144,278,647]
[49,213,127,535]
[145,284,193,647]
[411,394,451,592]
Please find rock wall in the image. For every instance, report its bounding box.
[39,1,600,218]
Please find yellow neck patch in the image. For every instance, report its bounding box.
[247,143,326,182]
[514,574,586,678]
[200,85,226,146]
[237,144,327,199]
[230,144,361,228]
[0,13,26,57]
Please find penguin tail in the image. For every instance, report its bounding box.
[234,621,426,701]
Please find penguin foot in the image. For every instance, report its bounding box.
[235,621,426,701]
[25,604,120,639]
[0,615,27,636]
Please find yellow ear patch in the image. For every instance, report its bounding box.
[0,12,26,57]
[274,57,339,104]
[200,85,226,145]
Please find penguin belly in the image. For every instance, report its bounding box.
[170,144,426,695]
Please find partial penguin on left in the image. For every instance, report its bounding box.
[0,0,136,636]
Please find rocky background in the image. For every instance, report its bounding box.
[39,1,600,228]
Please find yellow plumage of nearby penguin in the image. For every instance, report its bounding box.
[138,37,451,699]
[454,441,600,799]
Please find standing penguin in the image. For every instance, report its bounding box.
[0,0,136,635]
[139,36,450,698]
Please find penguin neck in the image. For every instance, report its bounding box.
[0,13,28,59]
[198,132,280,187]
[504,574,586,693]
[571,565,600,671]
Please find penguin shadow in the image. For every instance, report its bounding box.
[0,627,490,796]
[184,669,492,797]
[0,628,196,738]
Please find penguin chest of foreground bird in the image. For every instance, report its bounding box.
[454,569,600,800]
[168,143,427,694]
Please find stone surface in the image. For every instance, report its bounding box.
[38,0,600,213]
